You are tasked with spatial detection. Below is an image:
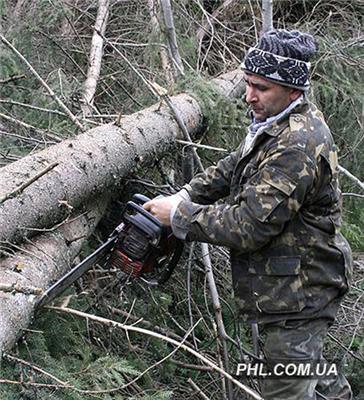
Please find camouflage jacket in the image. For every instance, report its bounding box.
[173,100,352,325]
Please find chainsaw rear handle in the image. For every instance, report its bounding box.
[155,239,184,285]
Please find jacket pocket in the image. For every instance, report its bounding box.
[250,256,305,314]
[246,166,297,223]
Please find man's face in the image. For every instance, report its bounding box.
[244,73,300,122]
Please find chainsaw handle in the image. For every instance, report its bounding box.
[156,239,184,285]
[132,193,151,205]
[125,201,163,229]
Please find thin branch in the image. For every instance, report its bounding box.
[148,0,175,86]
[48,306,263,400]
[4,354,68,385]
[94,30,160,100]
[0,112,62,142]
[80,319,203,395]
[175,1,241,64]
[327,333,364,363]
[165,100,203,169]
[37,29,87,78]
[188,378,210,400]
[194,0,215,73]
[108,306,199,347]
[0,129,57,145]
[170,359,213,371]
[0,379,73,389]
[0,34,85,132]
[0,162,59,205]
[0,99,68,117]
[0,283,43,296]
[248,0,259,42]
[339,165,364,191]
[0,74,26,84]
[342,193,364,198]
[177,139,228,152]
[196,0,238,43]
[201,243,234,400]
[186,242,200,349]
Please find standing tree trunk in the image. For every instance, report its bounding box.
[160,0,185,76]
[261,0,273,33]
[147,0,175,87]
[81,0,110,116]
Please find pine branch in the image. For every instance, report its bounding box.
[0,34,85,132]
[48,305,263,400]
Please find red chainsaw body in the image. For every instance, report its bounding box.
[107,194,182,284]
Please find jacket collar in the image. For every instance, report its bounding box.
[240,98,311,161]
[248,95,310,138]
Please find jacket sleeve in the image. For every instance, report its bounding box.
[172,145,316,252]
[183,144,243,205]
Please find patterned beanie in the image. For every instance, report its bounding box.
[241,30,317,90]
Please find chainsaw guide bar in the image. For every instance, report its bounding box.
[36,194,183,308]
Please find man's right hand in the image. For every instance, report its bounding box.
[143,196,182,226]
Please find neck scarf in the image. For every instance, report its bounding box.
[243,95,304,154]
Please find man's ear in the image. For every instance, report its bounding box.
[289,89,302,102]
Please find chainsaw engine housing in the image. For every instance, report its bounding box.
[109,194,183,284]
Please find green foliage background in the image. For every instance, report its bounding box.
[0,0,363,399]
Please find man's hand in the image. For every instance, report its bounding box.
[143,196,181,226]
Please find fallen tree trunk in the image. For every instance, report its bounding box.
[0,69,246,354]
[0,196,107,353]
[0,69,246,247]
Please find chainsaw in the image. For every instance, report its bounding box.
[37,194,184,308]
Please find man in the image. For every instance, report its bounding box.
[144,30,352,399]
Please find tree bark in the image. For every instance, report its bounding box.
[0,196,107,353]
[0,69,245,247]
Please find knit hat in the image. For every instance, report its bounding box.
[241,30,317,90]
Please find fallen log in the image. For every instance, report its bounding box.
[0,69,246,246]
[0,196,107,353]
[0,69,246,353]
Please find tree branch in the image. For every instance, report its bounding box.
[148,0,175,86]
[0,34,85,132]
[339,165,364,192]
[0,162,59,205]
[49,305,263,400]
[160,0,185,76]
